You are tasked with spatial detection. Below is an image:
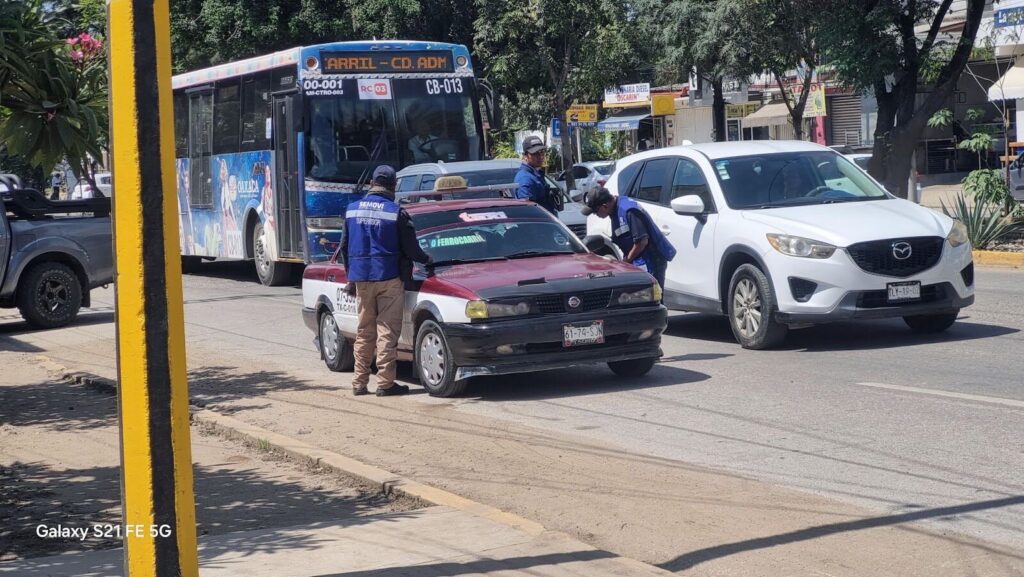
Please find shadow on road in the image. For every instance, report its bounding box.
[456,362,711,402]
[183,260,303,288]
[665,312,1019,352]
[0,311,115,338]
[658,494,1024,572]
[188,365,337,410]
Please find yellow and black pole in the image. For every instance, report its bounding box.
[108,0,199,575]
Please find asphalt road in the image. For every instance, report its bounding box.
[6,260,1021,555]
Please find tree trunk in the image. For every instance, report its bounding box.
[711,77,726,142]
[554,92,575,193]
[869,83,899,192]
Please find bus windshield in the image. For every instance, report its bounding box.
[306,78,481,183]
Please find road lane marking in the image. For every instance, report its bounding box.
[856,382,1024,409]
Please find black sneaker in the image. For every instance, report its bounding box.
[376,384,409,397]
[352,387,369,396]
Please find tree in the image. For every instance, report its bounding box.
[661,0,744,142]
[739,0,827,141]
[475,0,642,187]
[825,0,986,197]
[0,2,108,189]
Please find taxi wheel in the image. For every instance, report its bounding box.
[320,311,354,372]
[608,357,657,377]
[415,320,467,397]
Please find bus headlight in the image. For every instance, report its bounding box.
[766,234,836,258]
[947,220,969,247]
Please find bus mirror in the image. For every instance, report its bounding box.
[477,79,503,132]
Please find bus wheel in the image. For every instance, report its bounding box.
[253,221,290,286]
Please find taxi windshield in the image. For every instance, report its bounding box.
[412,205,586,265]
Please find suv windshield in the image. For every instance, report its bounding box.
[306,78,482,183]
[712,152,889,209]
[412,205,585,264]
[593,163,614,175]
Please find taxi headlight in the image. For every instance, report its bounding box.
[947,220,970,248]
[766,234,836,258]
[465,300,532,319]
[487,301,532,317]
[618,285,658,305]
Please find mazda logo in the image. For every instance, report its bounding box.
[892,241,913,260]
[567,296,581,309]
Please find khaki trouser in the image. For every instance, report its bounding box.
[352,278,405,390]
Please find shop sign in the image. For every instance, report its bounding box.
[603,83,651,107]
[566,104,599,126]
[651,94,675,116]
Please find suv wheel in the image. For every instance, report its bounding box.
[17,262,83,329]
[903,310,958,333]
[727,264,788,349]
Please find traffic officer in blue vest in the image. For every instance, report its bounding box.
[341,165,431,396]
[581,187,676,293]
[514,135,559,214]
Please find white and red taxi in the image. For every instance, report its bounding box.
[301,199,667,397]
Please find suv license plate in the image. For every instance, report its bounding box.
[563,321,604,347]
[887,281,921,302]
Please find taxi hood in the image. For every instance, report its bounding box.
[423,253,653,297]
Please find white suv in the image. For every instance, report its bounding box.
[587,141,975,349]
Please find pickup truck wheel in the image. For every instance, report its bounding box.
[320,311,354,372]
[608,357,657,377]
[415,320,467,397]
[727,264,788,350]
[253,221,290,286]
[904,310,958,333]
[17,262,82,329]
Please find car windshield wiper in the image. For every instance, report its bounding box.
[821,196,885,204]
[504,250,575,259]
[429,256,509,267]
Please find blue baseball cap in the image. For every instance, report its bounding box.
[372,165,397,187]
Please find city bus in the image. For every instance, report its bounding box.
[172,41,499,285]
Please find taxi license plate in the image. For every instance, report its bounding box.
[887,281,921,302]
[563,321,604,347]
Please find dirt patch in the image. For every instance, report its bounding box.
[0,353,422,562]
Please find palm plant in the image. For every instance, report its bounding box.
[940,191,1015,250]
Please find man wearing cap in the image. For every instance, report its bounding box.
[514,135,558,214]
[582,187,676,293]
[341,165,432,396]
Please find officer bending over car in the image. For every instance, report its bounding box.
[582,187,676,293]
[341,165,432,397]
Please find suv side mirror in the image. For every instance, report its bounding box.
[671,194,706,223]
[550,187,565,212]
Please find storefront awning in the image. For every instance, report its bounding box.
[988,62,1024,101]
[741,103,791,128]
[597,112,650,132]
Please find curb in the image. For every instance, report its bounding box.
[55,367,678,576]
[973,250,1024,268]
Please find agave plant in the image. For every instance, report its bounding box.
[940,192,1015,250]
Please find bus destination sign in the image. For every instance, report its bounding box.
[321,51,455,74]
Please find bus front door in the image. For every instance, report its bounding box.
[273,94,303,261]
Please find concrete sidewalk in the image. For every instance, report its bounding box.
[6,506,671,577]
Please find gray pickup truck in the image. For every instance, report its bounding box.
[1,175,114,328]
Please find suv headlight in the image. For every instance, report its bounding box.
[618,284,660,305]
[947,220,970,248]
[465,300,531,319]
[766,234,836,259]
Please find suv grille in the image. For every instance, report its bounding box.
[534,289,612,314]
[845,237,944,277]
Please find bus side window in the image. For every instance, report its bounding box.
[241,72,272,151]
[188,90,214,207]
[173,91,188,159]
[213,79,241,155]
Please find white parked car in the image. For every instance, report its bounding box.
[587,141,975,349]
[556,161,615,198]
[70,172,112,199]
[396,160,587,239]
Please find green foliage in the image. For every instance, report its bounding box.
[958,133,992,154]
[928,108,952,128]
[0,2,107,181]
[491,139,518,159]
[961,169,1018,217]
[941,191,1015,250]
[964,107,986,123]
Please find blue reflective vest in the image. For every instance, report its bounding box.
[345,193,401,282]
[611,196,677,270]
